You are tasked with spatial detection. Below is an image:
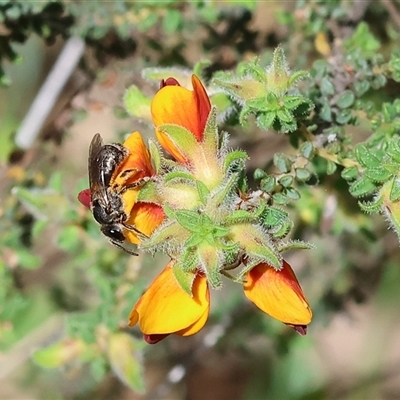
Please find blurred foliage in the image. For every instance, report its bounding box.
[2,0,400,399]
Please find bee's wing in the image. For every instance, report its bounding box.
[88,133,108,198]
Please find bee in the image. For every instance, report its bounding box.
[88,133,146,255]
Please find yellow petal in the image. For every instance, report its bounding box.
[151,75,211,163]
[243,260,312,325]
[129,263,210,336]
[113,131,154,187]
[124,202,165,244]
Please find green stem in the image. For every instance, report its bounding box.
[299,124,359,168]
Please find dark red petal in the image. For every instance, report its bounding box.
[78,189,91,209]
[143,334,170,344]
[287,324,308,336]
[160,77,181,89]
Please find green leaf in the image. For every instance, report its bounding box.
[175,210,201,232]
[320,102,332,122]
[336,90,355,109]
[196,180,210,205]
[355,145,381,168]
[32,339,86,368]
[163,9,181,33]
[17,249,41,270]
[300,141,314,159]
[341,166,359,181]
[282,95,304,110]
[359,196,383,213]
[108,333,145,393]
[223,150,248,172]
[254,168,267,180]
[390,177,400,202]
[263,206,288,226]
[123,85,151,119]
[354,80,370,96]
[257,111,276,129]
[295,168,311,181]
[326,160,337,175]
[172,264,196,295]
[57,225,81,253]
[273,153,292,173]
[278,175,293,187]
[349,177,377,197]
[276,108,293,123]
[272,192,288,205]
[320,77,335,95]
[198,244,222,288]
[260,175,276,192]
[284,187,300,200]
[336,109,353,124]
[364,167,392,183]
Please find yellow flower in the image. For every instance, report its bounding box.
[151,74,211,164]
[243,260,312,333]
[129,262,210,344]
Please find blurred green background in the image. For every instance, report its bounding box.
[1,1,400,399]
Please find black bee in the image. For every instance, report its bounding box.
[88,133,146,255]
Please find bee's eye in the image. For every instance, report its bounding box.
[101,225,125,242]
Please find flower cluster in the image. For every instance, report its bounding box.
[79,75,312,344]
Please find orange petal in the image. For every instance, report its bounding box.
[243,260,312,325]
[129,263,210,336]
[151,75,211,162]
[124,202,165,244]
[113,131,154,185]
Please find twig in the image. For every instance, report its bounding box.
[15,37,85,149]
[381,0,400,30]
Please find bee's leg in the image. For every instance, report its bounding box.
[122,223,149,238]
[109,239,139,256]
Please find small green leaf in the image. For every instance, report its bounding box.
[277,108,293,123]
[320,77,335,95]
[349,176,377,197]
[282,95,303,110]
[326,160,337,175]
[300,141,314,159]
[175,210,201,232]
[354,80,370,96]
[337,90,355,109]
[223,150,248,172]
[272,192,288,205]
[341,166,359,181]
[57,225,81,253]
[359,196,383,213]
[336,109,353,124]
[278,175,293,187]
[295,168,311,181]
[260,175,276,192]
[257,111,276,129]
[355,145,381,168]
[254,168,267,180]
[273,153,292,173]
[17,249,41,269]
[196,180,210,204]
[364,167,392,182]
[284,187,300,200]
[172,263,196,295]
[108,333,145,393]
[390,177,400,202]
[123,85,151,119]
[163,9,181,33]
[320,103,332,122]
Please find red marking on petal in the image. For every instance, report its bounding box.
[143,334,169,344]
[160,77,181,89]
[289,324,308,336]
[78,189,91,209]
